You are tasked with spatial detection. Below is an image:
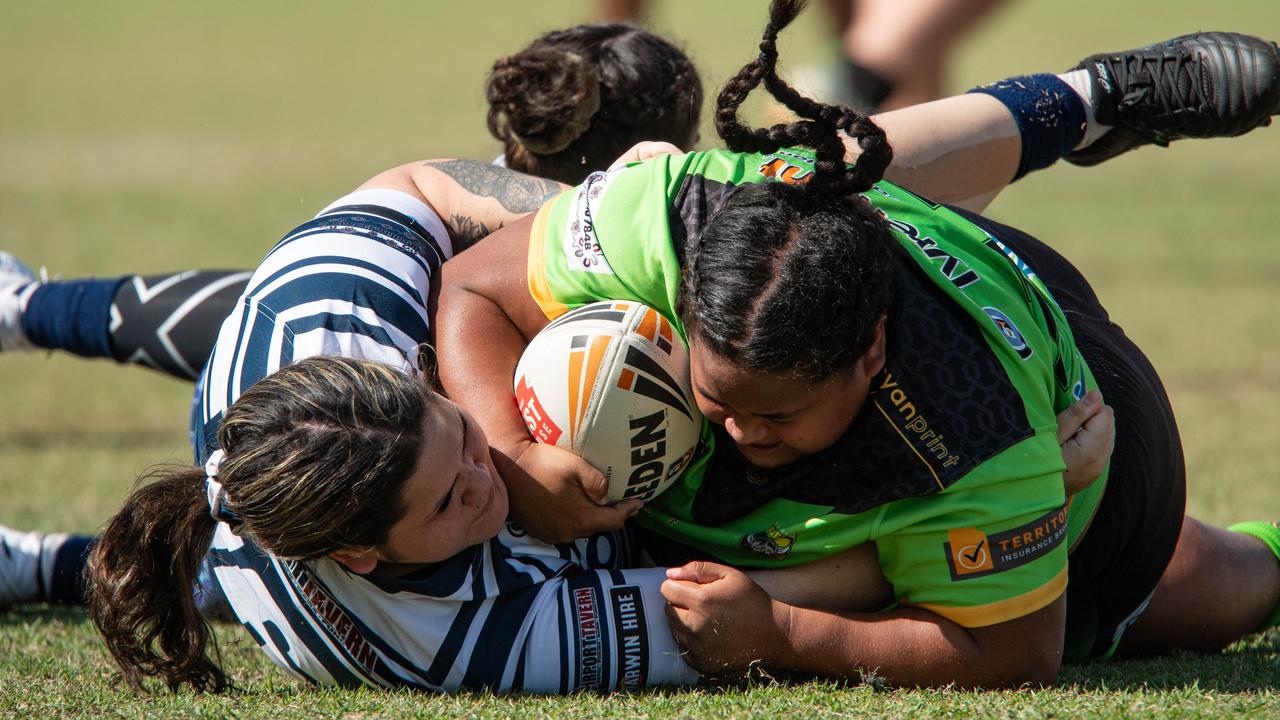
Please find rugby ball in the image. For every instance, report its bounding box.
[513,300,702,503]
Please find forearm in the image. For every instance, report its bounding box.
[435,212,549,455]
[436,285,533,456]
[748,543,893,613]
[764,597,1064,689]
[859,93,1019,212]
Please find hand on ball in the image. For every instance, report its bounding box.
[506,441,642,544]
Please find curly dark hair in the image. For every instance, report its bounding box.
[486,23,703,184]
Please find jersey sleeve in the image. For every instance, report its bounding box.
[873,436,1069,628]
[527,157,688,324]
[525,147,807,325]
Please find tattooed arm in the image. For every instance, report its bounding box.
[358,159,566,254]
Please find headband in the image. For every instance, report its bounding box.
[203,450,242,531]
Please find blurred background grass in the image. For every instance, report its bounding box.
[1,0,1278,715]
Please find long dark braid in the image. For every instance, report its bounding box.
[678,0,900,381]
[715,0,892,193]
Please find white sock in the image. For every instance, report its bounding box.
[1,528,58,604]
[37,532,69,600]
[1057,69,1113,150]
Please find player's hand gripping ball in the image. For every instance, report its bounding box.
[513,301,702,504]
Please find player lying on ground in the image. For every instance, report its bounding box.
[87,181,1109,693]
[8,121,1112,693]
[3,11,1278,692]
[88,351,1107,692]
[1,11,1260,595]
[436,0,1280,689]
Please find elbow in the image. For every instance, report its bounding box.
[946,633,1062,690]
[987,644,1062,689]
[1018,648,1063,688]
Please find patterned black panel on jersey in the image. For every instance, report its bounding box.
[667,174,740,265]
[690,253,1033,524]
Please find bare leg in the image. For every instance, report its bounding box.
[1118,517,1280,656]
[857,93,1020,212]
[845,0,1007,111]
[596,0,647,23]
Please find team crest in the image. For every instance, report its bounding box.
[741,524,797,559]
[757,156,814,185]
[1072,366,1087,400]
[983,307,1033,360]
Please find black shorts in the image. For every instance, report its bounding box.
[952,207,1187,661]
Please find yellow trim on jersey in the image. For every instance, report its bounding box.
[909,565,1067,628]
[527,202,569,321]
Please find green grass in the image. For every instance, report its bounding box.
[3,0,1280,716]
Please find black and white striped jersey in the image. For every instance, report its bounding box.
[193,188,697,693]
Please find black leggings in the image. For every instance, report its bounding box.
[950,207,1187,662]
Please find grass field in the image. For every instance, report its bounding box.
[2,0,1279,716]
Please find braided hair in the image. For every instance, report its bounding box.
[715,0,892,194]
[678,0,899,381]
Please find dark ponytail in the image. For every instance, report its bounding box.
[678,0,900,381]
[715,0,892,193]
[89,468,226,691]
[89,356,436,692]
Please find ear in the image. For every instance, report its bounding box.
[328,547,379,575]
[860,315,888,379]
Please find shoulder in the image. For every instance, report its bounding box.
[197,188,447,430]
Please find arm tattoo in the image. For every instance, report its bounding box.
[446,215,502,254]
[422,159,563,214]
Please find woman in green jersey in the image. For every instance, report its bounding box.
[435,0,1280,688]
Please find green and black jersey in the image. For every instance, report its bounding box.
[527,148,1107,629]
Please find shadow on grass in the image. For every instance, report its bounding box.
[4,607,1277,697]
[1058,634,1280,693]
[0,604,87,628]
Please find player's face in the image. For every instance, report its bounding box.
[378,396,509,565]
[688,342,879,469]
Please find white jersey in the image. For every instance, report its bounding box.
[193,189,697,693]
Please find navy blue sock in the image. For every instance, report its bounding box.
[967,74,1086,181]
[46,535,96,606]
[21,278,124,357]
